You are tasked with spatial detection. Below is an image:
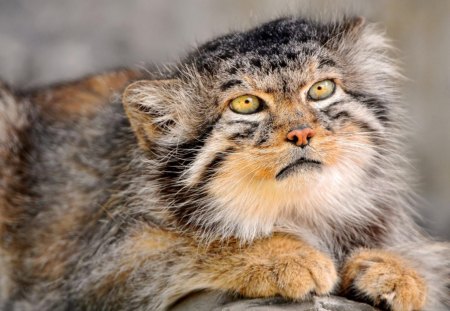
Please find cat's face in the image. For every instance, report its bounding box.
[124,17,401,240]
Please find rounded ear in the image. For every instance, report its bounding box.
[122,79,181,150]
[323,16,366,49]
[340,16,366,35]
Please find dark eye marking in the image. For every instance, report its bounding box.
[321,100,346,115]
[229,123,259,140]
[158,141,205,182]
[200,147,235,182]
[321,102,352,121]
[229,128,256,140]
[353,120,377,134]
[332,111,351,120]
[169,146,236,228]
[157,119,220,183]
[321,101,379,135]
[362,98,390,123]
[254,117,274,146]
[346,91,390,123]
[254,130,270,146]
[327,108,379,135]
[220,79,243,91]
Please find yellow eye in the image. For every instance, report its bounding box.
[308,80,336,100]
[229,95,262,114]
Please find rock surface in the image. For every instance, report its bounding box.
[171,292,379,311]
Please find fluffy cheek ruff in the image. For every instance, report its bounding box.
[198,126,378,241]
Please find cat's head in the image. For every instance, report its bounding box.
[123,17,404,240]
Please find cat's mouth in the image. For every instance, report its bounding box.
[275,157,322,180]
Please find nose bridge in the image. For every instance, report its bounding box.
[277,97,317,129]
[274,97,320,147]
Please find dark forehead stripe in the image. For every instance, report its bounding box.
[220,79,243,91]
[318,58,337,68]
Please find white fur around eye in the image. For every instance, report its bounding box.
[309,86,345,110]
[222,107,266,123]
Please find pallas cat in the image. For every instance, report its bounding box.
[0,16,448,311]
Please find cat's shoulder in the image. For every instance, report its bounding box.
[23,68,143,121]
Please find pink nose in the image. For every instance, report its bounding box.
[286,127,316,147]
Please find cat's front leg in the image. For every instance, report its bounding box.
[341,249,427,311]
[89,230,339,310]
[200,233,338,300]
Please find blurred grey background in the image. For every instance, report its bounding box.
[0,0,449,239]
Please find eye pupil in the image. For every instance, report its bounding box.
[244,99,250,104]
[317,86,322,90]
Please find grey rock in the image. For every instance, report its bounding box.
[171,292,378,311]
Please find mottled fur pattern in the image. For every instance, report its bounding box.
[0,17,448,311]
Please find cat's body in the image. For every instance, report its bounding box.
[0,17,448,311]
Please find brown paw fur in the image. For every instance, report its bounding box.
[221,235,338,300]
[341,249,427,311]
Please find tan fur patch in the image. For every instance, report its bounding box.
[102,230,337,304]
[129,227,180,253]
[202,233,337,299]
[341,249,427,311]
[32,69,142,120]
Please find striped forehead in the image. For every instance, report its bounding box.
[216,53,339,96]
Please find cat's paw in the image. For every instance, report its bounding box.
[235,235,338,300]
[272,251,338,299]
[341,249,427,311]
